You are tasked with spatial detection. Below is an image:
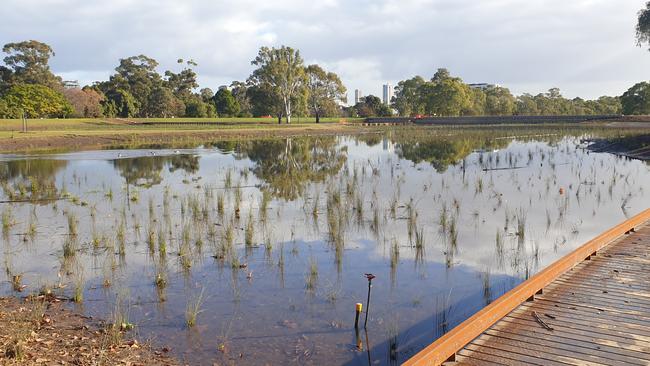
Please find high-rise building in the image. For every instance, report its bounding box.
[354,89,363,104]
[382,84,393,105]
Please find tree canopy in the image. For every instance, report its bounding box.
[249,46,306,124]
[621,82,650,115]
[305,64,346,123]
[2,84,72,118]
[0,39,634,120]
[637,2,650,50]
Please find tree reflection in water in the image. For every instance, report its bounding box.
[0,159,67,201]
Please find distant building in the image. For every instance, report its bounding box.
[63,80,80,89]
[382,84,393,105]
[468,83,499,91]
[354,89,364,104]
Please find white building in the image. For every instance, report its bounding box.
[468,83,500,91]
[63,80,80,89]
[354,89,364,104]
[382,84,393,105]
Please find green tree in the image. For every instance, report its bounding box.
[213,87,240,117]
[465,87,486,116]
[145,86,178,118]
[305,64,346,123]
[636,2,650,50]
[2,40,62,89]
[485,86,516,115]
[594,96,622,114]
[184,96,209,117]
[392,76,426,116]
[247,84,283,122]
[103,88,138,118]
[621,82,650,115]
[101,55,162,117]
[420,72,471,116]
[165,59,199,102]
[516,93,539,115]
[200,88,214,103]
[230,81,252,117]
[2,84,72,118]
[249,46,306,124]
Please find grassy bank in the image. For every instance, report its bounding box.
[0,116,647,154]
[0,117,374,153]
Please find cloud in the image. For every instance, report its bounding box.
[0,0,647,99]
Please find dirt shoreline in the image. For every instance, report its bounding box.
[0,296,178,365]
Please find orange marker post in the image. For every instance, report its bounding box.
[354,303,363,329]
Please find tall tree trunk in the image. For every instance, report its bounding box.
[285,98,291,124]
[278,114,282,124]
[315,112,320,124]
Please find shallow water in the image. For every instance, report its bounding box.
[1,128,649,365]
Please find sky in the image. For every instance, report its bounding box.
[1,0,648,102]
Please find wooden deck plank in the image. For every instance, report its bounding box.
[404,210,650,366]
[482,327,650,365]
[469,332,630,366]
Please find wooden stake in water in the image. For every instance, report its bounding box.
[354,302,363,329]
[364,273,375,329]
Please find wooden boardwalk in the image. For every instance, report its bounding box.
[404,209,650,366]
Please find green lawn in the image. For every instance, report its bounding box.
[0,117,363,131]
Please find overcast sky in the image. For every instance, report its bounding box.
[1,0,648,101]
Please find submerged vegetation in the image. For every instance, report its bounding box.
[0,127,649,365]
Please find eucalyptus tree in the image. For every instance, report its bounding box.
[230,81,252,117]
[621,82,650,115]
[636,2,650,50]
[305,64,346,123]
[214,87,240,117]
[1,40,62,89]
[420,70,471,116]
[249,46,306,124]
[484,86,516,116]
[164,59,199,102]
[392,76,426,116]
[100,55,162,117]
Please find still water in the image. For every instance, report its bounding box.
[1,128,649,365]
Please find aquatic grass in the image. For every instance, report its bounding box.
[259,190,271,221]
[186,289,205,328]
[62,236,77,259]
[448,215,458,249]
[438,203,448,232]
[245,210,254,247]
[67,212,78,237]
[305,259,318,292]
[482,270,492,305]
[158,228,167,257]
[2,206,13,235]
[516,208,527,238]
[72,272,84,303]
[154,272,167,289]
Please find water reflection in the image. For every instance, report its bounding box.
[233,137,347,200]
[0,159,67,201]
[1,127,649,365]
[113,154,200,187]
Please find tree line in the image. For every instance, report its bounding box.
[0,42,346,123]
[387,68,622,118]
[1,39,650,120]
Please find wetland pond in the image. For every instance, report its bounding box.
[1,127,649,365]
